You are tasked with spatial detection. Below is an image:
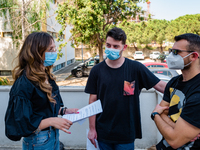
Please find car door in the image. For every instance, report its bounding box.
[83,59,95,75]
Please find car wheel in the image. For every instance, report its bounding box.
[76,71,83,78]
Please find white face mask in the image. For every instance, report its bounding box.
[166,52,193,70]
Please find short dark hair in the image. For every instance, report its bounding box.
[106,27,127,44]
[175,33,200,53]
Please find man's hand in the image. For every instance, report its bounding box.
[88,129,97,148]
[153,104,169,114]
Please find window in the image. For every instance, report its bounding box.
[87,60,94,66]
[156,65,165,68]
[47,31,52,36]
[52,32,57,39]
[0,70,12,76]
[67,59,74,65]
[52,62,65,72]
[3,32,12,38]
[152,71,172,78]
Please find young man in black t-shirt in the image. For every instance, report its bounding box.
[152,33,200,150]
[85,27,166,150]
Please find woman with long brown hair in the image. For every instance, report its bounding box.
[5,32,78,149]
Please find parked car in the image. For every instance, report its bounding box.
[149,68,179,78]
[143,62,168,68]
[133,51,144,60]
[94,54,107,60]
[71,58,100,77]
[150,51,160,60]
[163,55,168,63]
[154,73,171,83]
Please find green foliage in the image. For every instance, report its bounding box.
[56,0,147,61]
[0,0,53,44]
[146,45,155,50]
[166,14,200,42]
[0,77,10,85]
[157,53,166,60]
[119,14,200,52]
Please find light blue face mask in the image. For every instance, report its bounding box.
[43,52,57,67]
[105,48,122,60]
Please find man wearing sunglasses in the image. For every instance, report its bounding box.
[152,33,200,150]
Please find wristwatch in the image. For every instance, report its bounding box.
[151,112,160,120]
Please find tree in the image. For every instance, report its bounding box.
[119,20,158,52]
[0,0,53,45]
[166,14,200,42]
[118,22,137,51]
[56,0,147,62]
[146,19,169,52]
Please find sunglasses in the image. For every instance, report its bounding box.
[168,48,194,55]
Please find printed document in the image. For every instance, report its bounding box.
[87,129,100,150]
[63,100,102,123]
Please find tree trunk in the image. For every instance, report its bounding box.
[98,41,103,62]
[133,43,138,51]
[160,45,163,53]
[22,0,25,41]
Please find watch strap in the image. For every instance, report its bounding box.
[151,112,160,120]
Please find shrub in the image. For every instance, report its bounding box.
[157,53,166,60]
[0,77,10,85]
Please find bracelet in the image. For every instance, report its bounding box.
[60,107,67,116]
[63,107,67,115]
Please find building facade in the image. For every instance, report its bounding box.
[0,0,75,78]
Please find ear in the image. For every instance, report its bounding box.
[123,44,128,51]
[192,52,199,60]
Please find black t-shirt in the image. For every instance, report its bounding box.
[5,72,64,141]
[85,58,160,144]
[157,73,200,150]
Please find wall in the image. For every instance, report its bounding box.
[47,3,75,67]
[0,37,17,70]
[0,86,162,149]
[0,2,75,72]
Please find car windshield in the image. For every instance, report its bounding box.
[154,52,160,55]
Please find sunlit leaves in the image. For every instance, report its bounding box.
[56,0,146,61]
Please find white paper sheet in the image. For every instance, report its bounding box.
[87,129,100,150]
[63,100,102,123]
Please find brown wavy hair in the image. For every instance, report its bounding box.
[13,32,56,103]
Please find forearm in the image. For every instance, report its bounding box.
[88,94,97,131]
[154,81,167,93]
[154,115,178,146]
[160,113,175,128]
[89,115,96,130]
[38,117,54,130]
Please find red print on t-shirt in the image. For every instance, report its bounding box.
[123,81,135,96]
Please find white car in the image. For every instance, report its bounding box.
[150,51,160,60]
[133,51,144,60]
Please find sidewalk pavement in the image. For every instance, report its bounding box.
[53,61,81,82]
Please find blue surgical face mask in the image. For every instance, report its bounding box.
[105,47,123,60]
[43,52,57,67]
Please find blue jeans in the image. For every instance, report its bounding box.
[22,127,59,150]
[98,141,135,150]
